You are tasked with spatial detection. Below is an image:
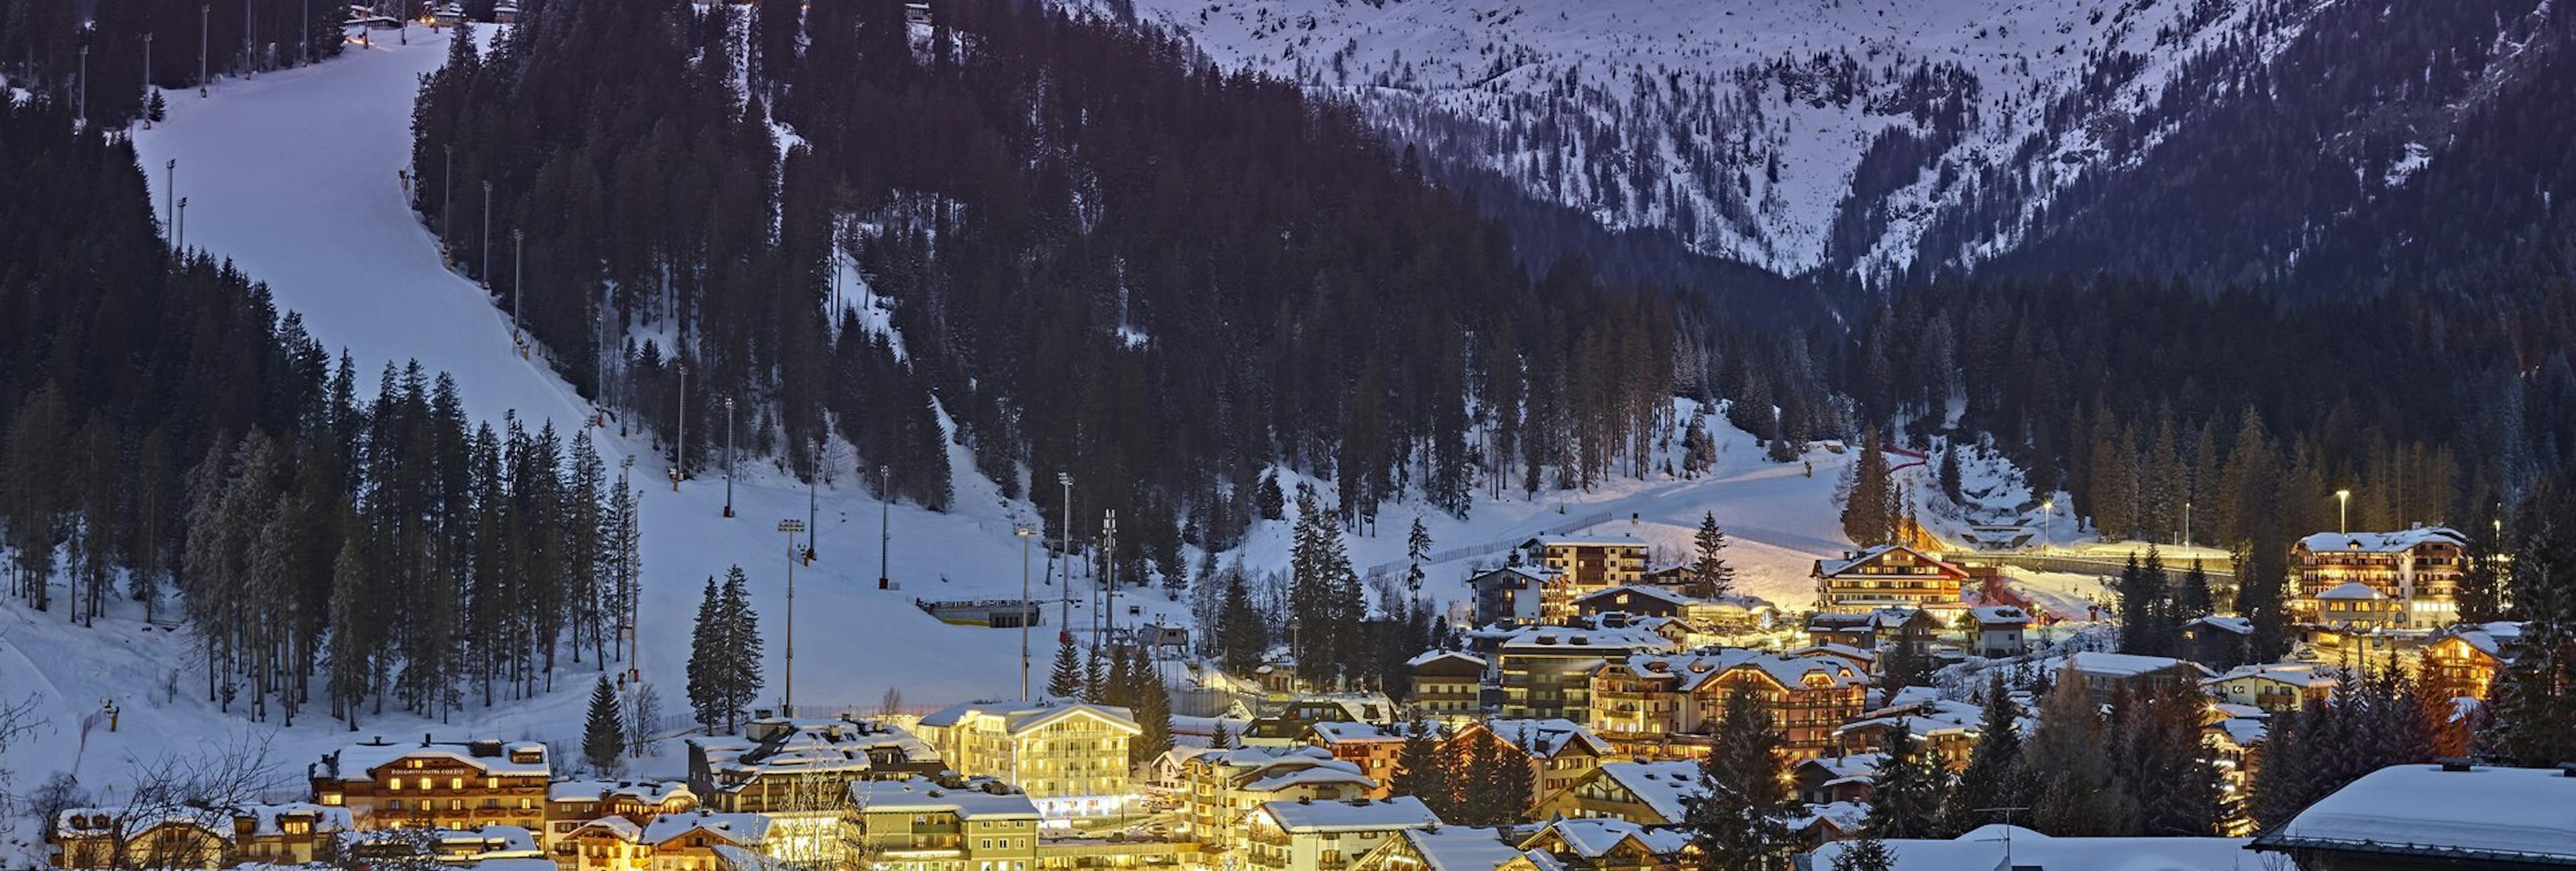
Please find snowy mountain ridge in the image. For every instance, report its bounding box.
[1088,0,2532,284]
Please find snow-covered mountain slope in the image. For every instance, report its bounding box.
[1098,0,2548,287]
[3,25,1906,839]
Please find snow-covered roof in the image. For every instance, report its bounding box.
[547,779,694,805]
[1813,545,1961,578]
[1389,827,1526,871]
[1536,535,1649,549]
[916,699,1140,735]
[1310,721,1407,745]
[1968,605,2029,625]
[2065,651,2216,679]
[1618,649,1869,693]
[1786,800,1870,835]
[848,778,1040,820]
[1479,719,1615,758]
[2183,615,2252,635]
[2296,527,2467,554]
[1810,825,2250,870]
[2435,620,2528,660]
[2213,717,2268,748]
[709,843,791,871]
[1405,649,1487,668]
[318,738,550,781]
[2205,663,2338,690]
[638,812,770,847]
[1533,818,1693,858]
[2315,581,2385,601]
[1257,796,1442,833]
[1834,699,1983,741]
[1590,761,1707,822]
[1494,625,1672,654]
[2255,763,2576,863]
[1572,585,1695,609]
[1243,763,1376,794]
[1805,607,1923,632]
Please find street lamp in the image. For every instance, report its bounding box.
[780,519,804,717]
[511,227,523,338]
[2183,501,2193,548]
[2336,489,2352,534]
[481,180,492,289]
[1057,472,1073,641]
[2041,498,2055,550]
[672,362,686,491]
[1017,525,1036,700]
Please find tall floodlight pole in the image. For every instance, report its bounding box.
[2337,489,2352,534]
[176,197,188,250]
[1057,473,1073,641]
[299,0,309,66]
[673,363,687,491]
[441,144,452,252]
[876,465,892,588]
[481,180,492,288]
[619,456,640,684]
[78,45,88,127]
[511,227,523,334]
[242,0,252,78]
[199,5,209,97]
[805,448,818,562]
[1101,510,1118,643]
[164,159,176,248]
[1017,525,1036,699]
[2184,501,2192,547]
[780,519,804,716]
[722,397,736,517]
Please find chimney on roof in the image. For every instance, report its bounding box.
[2436,757,2474,772]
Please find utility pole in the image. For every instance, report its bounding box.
[1057,473,1073,643]
[722,397,735,517]
[876,464,892,588]
[176,197,187,251]
[199,4,209,97]
[78,45,88,127]
[672,363,686,491]
[780,519,804,717]
[1017,525,1035,700]
[805,450,818,562]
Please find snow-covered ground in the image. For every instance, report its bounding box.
[1098,0,2332,280]
[0,25,1905,852]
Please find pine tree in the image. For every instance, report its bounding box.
[1937,443,1964,505]
[1830,835,1895,871]
[1692,511,1735,598]
[1208,719,1234,749]
[686,576,723,730]
[1254,471,1285,520]
[2249,701,2316,829]
[1688,683,1798,869]
[1866,726,1948,839]
[1493,728,1536,824]
[1048,641,1083,699]
[1217,572,1269,677]
[1104,644,1136,707]
[2178,559,2213,619]
[1391,719,1449,817]
[1405,516,1432,597]
[717,566,764,733]
[2025,676,2134,836]
[1944,672,2027,835]
[584,675,626,773]
[1843,425,1892,547]
[1083,648,1107,703]
[1130,652,1174,766]
[2484,478,2576,766]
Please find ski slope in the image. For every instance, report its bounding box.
[5,24,1907,854]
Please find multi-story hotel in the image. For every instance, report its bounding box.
[1175,746,1377,848]
[2420,620,2524,702]
[914,699,1141,820]
[1493,625,1672,724]
[1587,650,1869,763]
[1810,545,1968,611]
[1450,719,1616,808]
[1242,797,1442,871]
[310,737,553,831]
[1534,537,1650,622]
[2292,526,2468,628]
[1403,650,1487,718]
[843,778,1041,870]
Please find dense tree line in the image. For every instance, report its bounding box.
[0,0,345,127]
[0,89,647,730]
[1391,720,1534,827]
[413,0,1708,592]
